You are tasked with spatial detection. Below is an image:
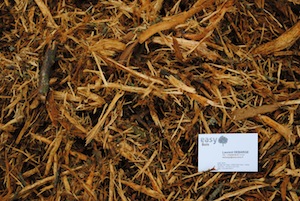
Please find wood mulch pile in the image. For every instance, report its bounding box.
[1,0,300,200]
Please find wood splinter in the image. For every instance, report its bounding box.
[38,41,57,102]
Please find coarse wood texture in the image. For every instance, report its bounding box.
[1,0,300,200]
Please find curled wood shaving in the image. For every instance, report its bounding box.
[252,21,300,55]
[184,0,235,41]
[258,115,296,145]
[138,0,213,43]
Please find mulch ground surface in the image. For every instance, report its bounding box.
[1,0,300,200]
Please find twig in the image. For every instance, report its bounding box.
[38,41,57,101]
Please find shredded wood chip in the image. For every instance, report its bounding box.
[253,21,300,55]
[86,92,124,145]
[139,0,213,43]
[167,75,196,93]
[2,0,300,200]
[259,115,296,145]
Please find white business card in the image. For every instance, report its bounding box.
[198,133,258,172]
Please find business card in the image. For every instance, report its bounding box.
[198,133,258,172]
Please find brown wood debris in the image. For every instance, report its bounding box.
[1,0,300,200]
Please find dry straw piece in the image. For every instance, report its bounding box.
[1,0,300,200]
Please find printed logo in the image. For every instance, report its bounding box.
[218,136,228,146]
[200,137,218,146]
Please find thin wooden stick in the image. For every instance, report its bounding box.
[38,41,57,101]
